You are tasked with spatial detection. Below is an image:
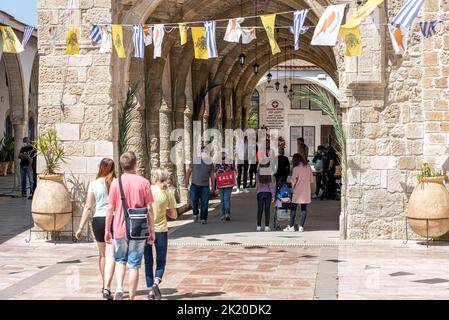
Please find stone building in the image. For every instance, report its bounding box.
[36,0,449,240]
[0,10,38,172]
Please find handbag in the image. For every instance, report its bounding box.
[118,176,149,240]
[216,170,236,188]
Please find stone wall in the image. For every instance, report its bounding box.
[37,0,116,236]
[342,1,449,239]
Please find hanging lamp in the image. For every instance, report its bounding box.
[239,0,245,66]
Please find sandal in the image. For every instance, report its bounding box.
[102,288,113,300]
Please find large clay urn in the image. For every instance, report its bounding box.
[407,176,449,238]
[31,174,72,231]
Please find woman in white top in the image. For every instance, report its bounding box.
[76,158,116,300]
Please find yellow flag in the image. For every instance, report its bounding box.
[66,27,80,55]
[260,14,280,55]
[0,26,24,54]
[179,23,188,46]
[191,27,208,59]
[340,26,362,57]
[342,0,384,29]
[112,24,126,58]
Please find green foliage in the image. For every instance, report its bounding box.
[418,162,443,179]
[294,85,348,239]
[32,130,66,174]
[0,137,5,162]
[247,107,259,129]
[118,84,140,157]
[2,136,14,161]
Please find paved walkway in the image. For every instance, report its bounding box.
[1,189,449,300]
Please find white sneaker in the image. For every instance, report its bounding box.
[236,188,241,193]
[256,226,262,232]
[283,226,295,232]
[264,226,271,232]
[243,188,249,193]
[298,226,304,232]
[114,290,124,300]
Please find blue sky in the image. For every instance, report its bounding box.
[0,0,37,26]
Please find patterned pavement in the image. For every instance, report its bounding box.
[1,189,449,300]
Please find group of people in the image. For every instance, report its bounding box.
[312,145,340,200]
[75,152,177,301]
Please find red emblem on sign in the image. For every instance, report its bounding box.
[272,101,279,109]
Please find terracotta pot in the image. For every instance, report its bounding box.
[0,162,7,176]
[31,174,72,231]
[407,176,449,238]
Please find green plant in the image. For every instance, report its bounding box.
[294,85,348,239]
[2,136,14,161]
[0,137,6,162]
[118,84,140,157]
[32,130,66,174]
[418,162,443,179]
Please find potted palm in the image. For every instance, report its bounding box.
[31,130,72,232]
[407,163,449,238]
[3,136,15,174]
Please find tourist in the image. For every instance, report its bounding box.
[105,151,155,300]
[256,160,275,232]
[284,153,313,232]
[18,137,35,199]
[236,135,249,193]
[75,158,116,300]
[321,146,339,200]
[312,146,326,198]
[185,147,214,224]
[297,137,309,163]
[144,168,177,300]
[215,149,236,221]
[274,147,290,190]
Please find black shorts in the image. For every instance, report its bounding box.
[92,217,113,243]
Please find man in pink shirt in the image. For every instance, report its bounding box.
[105,151,155,300]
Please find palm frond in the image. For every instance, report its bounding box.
[294,85,348,239]
[118,83,140,158]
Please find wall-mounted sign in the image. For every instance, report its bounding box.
[266,99,284,130]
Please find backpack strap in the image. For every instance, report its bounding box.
[118,176,129,219]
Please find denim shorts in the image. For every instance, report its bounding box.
[114,238,146,269]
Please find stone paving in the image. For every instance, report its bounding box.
[1,189,449,300]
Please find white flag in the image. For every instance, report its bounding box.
[224,18,244,43]
[241,27,256,44]
[99,25,112,53]
[153,24,165,59]
[311,4,346,46]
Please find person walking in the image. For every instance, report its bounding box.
[236,135,249,193]
[274,147,290,190]
[105,151,155,300]
[185,148,214,224]
[312,146,326,198]
[256,160,275,232]
[144,168,177,300]
[75,158,116,300]
[284,153,313,232]
[215,149,236,221]
[321,146,338,200]
[18,137,35,199]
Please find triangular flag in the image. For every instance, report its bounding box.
[241,27,256,44]
[99,26,112,53]
[311,4,346,46]
[388,24,408,55]
[260,14,280,55]
[179,23,188,46]
[112,24,126,58]
[340,26,362,57]
[0,26,24,53]
[224,18,244,43]
[191,27,208,59]
[342,0,384,29]
[153,24,165,59]
[293,9,309,50]
[66,27,80,55]
[22,26,34,48]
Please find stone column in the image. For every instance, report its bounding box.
[149,61,163,169]
[175,90,188,202]
[224,88,233,129]
[184,69,194,171]
[159,58,174,180]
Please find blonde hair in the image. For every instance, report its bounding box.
[152,168,170,190]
